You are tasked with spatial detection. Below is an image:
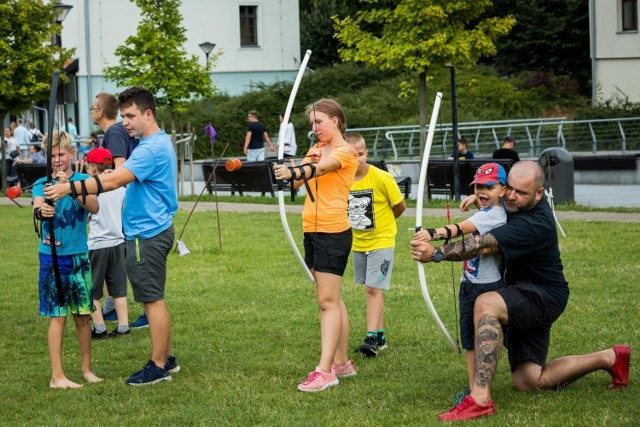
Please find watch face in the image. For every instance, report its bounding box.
[434,248,444,262]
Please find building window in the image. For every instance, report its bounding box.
[621,0,638,31]
[240,5,258,47]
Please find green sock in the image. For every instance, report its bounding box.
[366,331,377,339]
[377,329,385,341]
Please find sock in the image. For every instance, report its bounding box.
[117,324,130,333]
[377,329,385,341]
[94,324,107,333]
[366,331,377,339]
[102,297,115,312]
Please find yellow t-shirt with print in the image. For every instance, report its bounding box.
[348,165,404,251]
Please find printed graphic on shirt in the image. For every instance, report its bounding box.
[348,190,375,230]
[463,256,479,279]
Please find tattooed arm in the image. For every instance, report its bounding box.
[410,232,501,263]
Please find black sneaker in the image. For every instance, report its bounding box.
[377,336,387,351]
[354,335,378,357]
[126,360,172,386]
[166,355,181,374]
[108,328,131,337]
[91,327,108,340]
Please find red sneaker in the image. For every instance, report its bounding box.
[607,344,631,389]
[437,395,496,421]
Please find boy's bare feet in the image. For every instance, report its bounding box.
[50,377,83,389]
[83,372,104,383]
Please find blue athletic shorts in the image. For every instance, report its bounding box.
[38,253,94,317]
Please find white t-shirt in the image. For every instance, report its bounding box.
[88,186,126,250]
[461,205,507,284]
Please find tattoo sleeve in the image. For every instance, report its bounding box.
[441,233,500,261]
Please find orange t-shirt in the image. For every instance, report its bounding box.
[302,143,358,233]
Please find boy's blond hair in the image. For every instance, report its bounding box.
[344,131,365,146]
[42,130,74,153]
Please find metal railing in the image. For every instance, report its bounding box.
[348,117,640,160]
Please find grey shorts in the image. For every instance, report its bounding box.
[247,148,265,162]
[125,226,174,303]
[352,247,395,290]
[89,243,127,299]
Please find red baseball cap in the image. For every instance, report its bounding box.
[86,147,113,165]
[469,163,507,186]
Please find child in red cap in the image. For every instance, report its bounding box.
[414,162,507,407]
[84,147,130,339]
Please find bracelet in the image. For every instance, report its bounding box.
[426,228,436,239]
[69,181,78,199]
[33,207,44,221]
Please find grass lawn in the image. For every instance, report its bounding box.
[0,203,638,426]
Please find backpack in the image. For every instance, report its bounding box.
[29,130,40,142]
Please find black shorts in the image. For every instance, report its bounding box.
[125,226,174,303]
[459,279,504,350]
[303,229,352,276]
[89,243,127,299]
[497,281,569,371]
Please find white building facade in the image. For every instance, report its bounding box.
[59,0,301,135]
[591,0,640,103]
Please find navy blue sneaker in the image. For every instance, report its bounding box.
[166,355,180,374]
[126,360,171,386]
[130,313,148,329]
[103,309,118,322]
[354,335,378,357]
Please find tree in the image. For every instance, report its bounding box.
[104,0,216,133]
[0,0,73,188]
[489,0,590,95]
[299,0,361,68]
[334,0,515,152]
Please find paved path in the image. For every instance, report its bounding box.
[174,201,639,223]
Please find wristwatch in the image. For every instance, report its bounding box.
[432,247,445,263]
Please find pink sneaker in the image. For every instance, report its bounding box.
[332,360,357,378]
[297,368,339,392]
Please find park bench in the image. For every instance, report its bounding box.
[426,158,515,199]
[202,160,298,201]
[572,154,639,171]
[367,159,412,199]
[16,163,47,190]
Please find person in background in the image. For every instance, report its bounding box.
[244,110,275,161]
[278,112,297,157]
[492,135,520,163]
[91,92,145,328]
[14,143,46,165]
[346,132,406,358]
[4,127,18,177]
[273,99,358,392]
[28,122,44,143]
[66,118,78,141]
[449,137,474,160]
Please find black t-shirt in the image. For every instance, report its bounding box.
[490,197,568,300]
[102,122,139,160]
[247,121,267,149]
[493,148,520,163]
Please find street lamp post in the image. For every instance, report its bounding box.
[199,42,216,115]
[52,2,73,140]
[445,63,460,200]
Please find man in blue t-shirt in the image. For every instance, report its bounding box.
[411,161,631,422]
[45,87,180,386]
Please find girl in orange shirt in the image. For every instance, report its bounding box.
[274,99,358,392]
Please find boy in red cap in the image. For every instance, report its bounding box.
[84,147,130,338]
[414,162,507,407]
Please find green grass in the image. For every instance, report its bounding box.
[1,205,638,426]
